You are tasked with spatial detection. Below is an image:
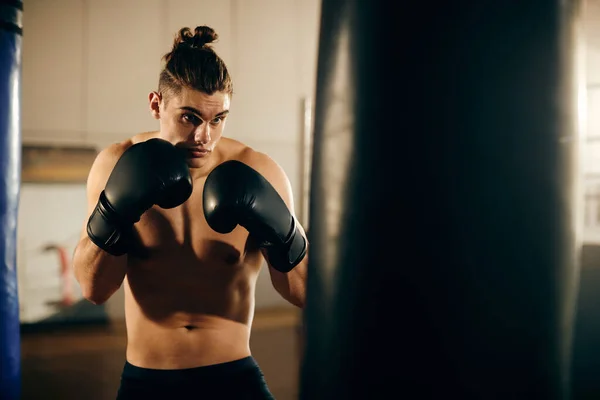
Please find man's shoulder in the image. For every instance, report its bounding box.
[219,137,252,155]
[219,139,290,191]
[97,132,158,162]
[131,131,159,144]
[217,137,264,166]
[96,139,132,164]
[225,141,279,174]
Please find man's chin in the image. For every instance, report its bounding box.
[186,157,207,169]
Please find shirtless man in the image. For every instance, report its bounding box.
[72,26,308,400]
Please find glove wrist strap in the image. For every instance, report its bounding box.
[86,191,133,256]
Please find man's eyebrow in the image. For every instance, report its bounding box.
[179,107,230,118]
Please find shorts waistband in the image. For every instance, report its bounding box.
[122,356,260,383]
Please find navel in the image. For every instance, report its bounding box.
[183,325,198,331]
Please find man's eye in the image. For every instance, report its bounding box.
[183,114,200,124]
[211,117,223,125]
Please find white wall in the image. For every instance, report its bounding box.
[18,0,322,320]
[17,184,86,323]
[583,0,600,165]
[583,0,600,240]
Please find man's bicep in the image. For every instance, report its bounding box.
[274,166,296,215]
[79,143,127,238]
[263,160,309,247]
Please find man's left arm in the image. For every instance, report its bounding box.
[240,150,308,308]
[202,149,309,308]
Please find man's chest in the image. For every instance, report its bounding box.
[132,190,254,263]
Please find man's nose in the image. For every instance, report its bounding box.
[194,124,210,145]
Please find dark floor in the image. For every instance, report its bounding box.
[20,308,303,400]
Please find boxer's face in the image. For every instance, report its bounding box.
[149,87,231,168]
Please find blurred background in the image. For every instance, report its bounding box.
[14,0,600,399]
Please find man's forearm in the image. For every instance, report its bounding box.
[72,236,127,305]
[269,255,308,308]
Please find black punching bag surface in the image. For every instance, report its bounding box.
[301,1,583,399]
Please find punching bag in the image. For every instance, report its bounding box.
[301,1,583,399]
[0,1,22,399]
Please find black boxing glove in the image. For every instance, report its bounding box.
[203,160,307,272]
[87,138,193,256]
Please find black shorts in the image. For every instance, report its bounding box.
[115,356,276,400]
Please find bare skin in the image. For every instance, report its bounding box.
[72,88,308,369]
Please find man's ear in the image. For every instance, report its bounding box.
[149,91,162,119]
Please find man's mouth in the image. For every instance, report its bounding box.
[187,148,210,158]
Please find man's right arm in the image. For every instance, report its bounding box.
[72,141,131,305]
